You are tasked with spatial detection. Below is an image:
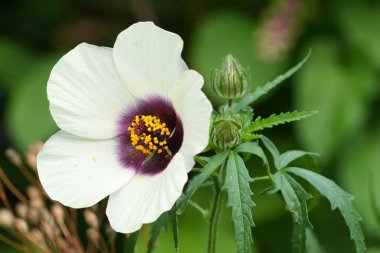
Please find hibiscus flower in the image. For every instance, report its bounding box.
[37,22,212,233]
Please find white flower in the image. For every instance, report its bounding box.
[37,22,212,233]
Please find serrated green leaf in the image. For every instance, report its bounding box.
[176,151,229,215]
[147,212,169,253]
[246,111,317,133]
[273,172,312,253]
[242,133,261,140]
[260,135,280,161]
[277,150,319,170]
[125,231,139,253]
[234,142,267,165]
[286,167,366,253]
[286,175,313,253]
[233,50,311,111]
[223,152,255,253]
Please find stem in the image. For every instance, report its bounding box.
[265,163,274,182]
[227,99,233,109]
[0,168,29,205]
[189,200,209,218]
[0,180,12,210]
[207,176,224,253]
[252,175,270,182]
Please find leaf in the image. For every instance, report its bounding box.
[223,152,255,253]
[233,50,311,111]
[176,151,229,215]
[234,142,267,165]
[286,175,313,253]
[170,209,179,251]
[305,228,326,253]
[286,167,367,253]
[125,231,139,253]
[246,111,317,133]
[277,150,319,170]
[147,212,169,253]
[260,135,280,162]
[273,172,312,253]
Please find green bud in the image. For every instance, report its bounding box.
[211,114,242,150]
[212,55,249,100]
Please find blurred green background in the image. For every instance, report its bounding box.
[0,0,380,252]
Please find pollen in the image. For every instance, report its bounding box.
[128,115,171,156]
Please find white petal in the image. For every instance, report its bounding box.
[113,22,185,99]
[172,70,213,171]
[37,131,135,208]
[106,152,188,233]
[48,43,136,139]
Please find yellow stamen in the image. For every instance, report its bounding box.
[128,114,171,156]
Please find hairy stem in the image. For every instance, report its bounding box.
[207,161,225,253]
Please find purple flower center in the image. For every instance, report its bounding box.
[117,97,183,175]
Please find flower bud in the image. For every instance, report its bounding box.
[0,208,14,228]
[26,208,40,225]
[86,228,99,242]
[26,142,43,170]
[29,228,46,246]
[212,55,249,100]
[84,209,99,228]
[15,203,28,218]
[211,114,242,150]
[27,186,41,200]
[5,148,22,167]
[13,218,28,234]
[51,203,65,224]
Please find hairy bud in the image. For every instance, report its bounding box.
[212,55,249,100]
[211,114,242,150]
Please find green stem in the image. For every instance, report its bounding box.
[189,200,209,219]
[252,175,270,182]
[207,177,223,253]
[227,99,233,109]
[207,159,226,253]
[265,163,274,182]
